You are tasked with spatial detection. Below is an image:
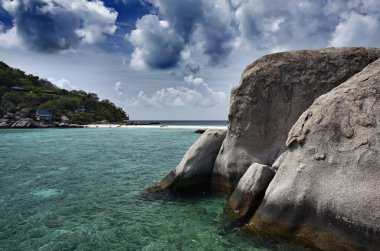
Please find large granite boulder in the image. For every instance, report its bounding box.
[227,163,275,222]
[147,129,226,193]
[248,59,380,251]
[212,47,380,193]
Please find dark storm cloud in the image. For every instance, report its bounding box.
[151,0,202,40]
[128,0,236,69]
[194,1,235,64]
[2,0,380,72]
[1,0,117,52]
[127,14,184,69]
[15,1,79,52]
[127,0,380,70]
[185,62,200,75]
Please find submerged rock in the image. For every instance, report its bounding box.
[212,47,380,193]
[228,163,275,222]
[248,59,380,251]
[147,129,226,193]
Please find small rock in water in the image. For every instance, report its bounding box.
[194,129,206,134]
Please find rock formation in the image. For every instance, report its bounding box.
[0,114,84,128]
[227,163,275,222]
[147,129,226,193]
[248,58,380,251]
[0,121,9,128]
[149,47,380,251]
[212,47,380,193]
[11,118,38,128]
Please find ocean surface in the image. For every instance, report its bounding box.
[0,123,309,250]
[158,120,228,127]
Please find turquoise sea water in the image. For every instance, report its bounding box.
[0,127,308,250]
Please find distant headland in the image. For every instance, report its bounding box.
[0,61,131,128]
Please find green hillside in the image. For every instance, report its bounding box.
[0,61,127,123]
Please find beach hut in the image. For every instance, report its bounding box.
[42,90,56,94]
[10,86,26,92]
[36,109,53,121]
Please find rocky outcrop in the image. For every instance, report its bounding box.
[0,121,9,128]
[16,108,34,118]
[0,117,83,128]
[11,118,37,128]
[227,163,275,222]
[3,112,14,119]
[147,129,226,193]
[212,47,380,193]
[248,58,380,251]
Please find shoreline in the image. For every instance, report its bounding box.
[83,124,227,129]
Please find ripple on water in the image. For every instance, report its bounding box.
[32,188,63,198]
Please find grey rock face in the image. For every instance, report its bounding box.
[16,108,34,118]
[4,112,14,119]
[248,59,380,251]
[212,47,380,193]
[147,129,226,193]
[228,163,275,222]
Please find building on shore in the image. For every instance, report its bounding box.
[36,109,53,121]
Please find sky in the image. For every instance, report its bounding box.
[0,0,380,120]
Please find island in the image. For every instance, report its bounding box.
[0,61,128,128]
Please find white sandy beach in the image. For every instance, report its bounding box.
[84,124,227,129]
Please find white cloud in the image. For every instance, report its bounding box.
[71,0,118,44]
[184,75,204,86]
[130,75,226,107]
[329,11,380,47]
[0,26,23,49]
[232,0,334,51]
[48,77,76,90]
[113,81,125,95]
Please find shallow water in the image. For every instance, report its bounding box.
[0,128,308,250]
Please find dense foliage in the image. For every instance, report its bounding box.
[0,61,127,122]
